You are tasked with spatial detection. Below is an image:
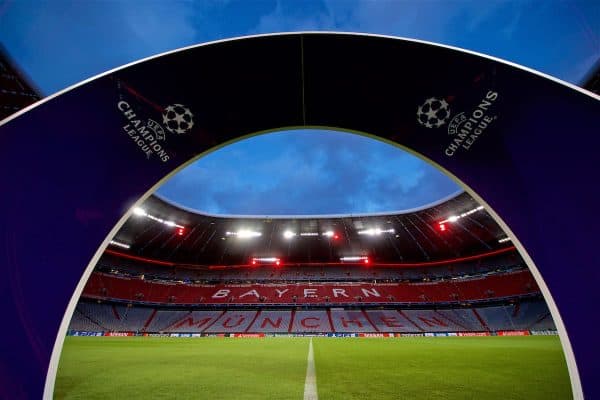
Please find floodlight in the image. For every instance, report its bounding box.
[133,207,147,216]
[340,256,369,262]
[109,240,130,249]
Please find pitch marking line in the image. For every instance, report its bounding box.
[303,338,318,400]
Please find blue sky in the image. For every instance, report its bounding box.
[157,129,462,215]
[1,0,598,215]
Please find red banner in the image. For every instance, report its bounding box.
[233,333,265,338]
[103,332,134,337]
[83,270,538,305]
[457,332,491,337]
[497,330,530,336]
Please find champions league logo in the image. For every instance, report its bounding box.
[115,79,195,163]
[416,91,499,157]
[117,100,195,163]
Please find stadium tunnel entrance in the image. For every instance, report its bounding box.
[2,33,596,399]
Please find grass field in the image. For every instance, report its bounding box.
[54,336,571,399]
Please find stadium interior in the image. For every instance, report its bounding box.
[68,191,556,337]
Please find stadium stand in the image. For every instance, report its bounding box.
[67,192,558,337]
[435,309,486,331]
[68,309,105,332]
[290,310,333,333]
[401,309,473,332]
[165,310,224,333]
[514,301,555,331]
[475,302,555,332]
[96,250,523,283]
[330,309,377,332]
[364,310,420,333]
[248,310,293,333]
[204,311,258,333]
[145,310,191,333]
[81,270,539,305]
[68,299,555,334]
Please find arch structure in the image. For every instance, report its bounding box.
[0,33,598,399]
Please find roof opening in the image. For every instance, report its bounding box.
[155,128,461,216]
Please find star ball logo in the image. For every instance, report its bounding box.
[162,104,194,134]
[416,97,451,128]
[416,91,499,157]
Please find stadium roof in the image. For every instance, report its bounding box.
[108,191,511,266]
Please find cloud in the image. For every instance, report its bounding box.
[117,2,197,52]
[0,1,200,94]
[3,0,596,93]
[249,0,336,33]
[156,129,460,215]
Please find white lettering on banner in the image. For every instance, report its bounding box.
[212,289,230,299]
[261,318,283,328]
[239,290,260,299]
[418,317,448,327]
[174,317,212,329]
[222,317,245,328]
[332,288,349,298]
[361,288,381,297]
[301,317,319,328]
[209,286,382,301]
[381,316,403,327]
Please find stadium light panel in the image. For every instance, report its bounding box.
[283,230,296,239]
[340,256,369,263]
[358,228,395,236]
[439,205,485,225]
[300,232,319,236]
[498,237,511,243]
[323,231,334,237]
[133,207,147,216]
[131,207,186,230]
[251,257,281,265]
[226,230,262,238]
[109,240,130,249]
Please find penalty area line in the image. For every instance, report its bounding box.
[303,338,318,400]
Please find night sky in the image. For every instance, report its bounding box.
[1,0,598,215]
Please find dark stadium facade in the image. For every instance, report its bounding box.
[0,45,41,120]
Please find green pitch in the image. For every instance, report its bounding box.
[54,336,571,399]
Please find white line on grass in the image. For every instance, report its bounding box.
[303,338,318,400]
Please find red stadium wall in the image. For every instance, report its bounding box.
[81,270,539,305]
